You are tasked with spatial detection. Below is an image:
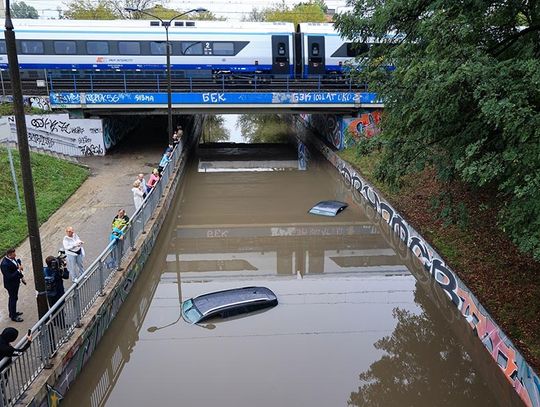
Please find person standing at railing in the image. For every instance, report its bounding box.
[109,216,126,271]
[157,151,171,175]
[132,181,145,211]
[146,169,160,192]
[1,249,26,322]
[63,227,85,282]
[136,173,148,196]
[0,328,32,370]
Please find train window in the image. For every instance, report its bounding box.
[118,41,141,55]
[21,40,44,54]
[277,42,286,56]
[150,41,167,55]
[87,41,109,55]
[213,42,234,56]
[181,42,202,55]
[347,43,368,57]
[0,40,5,54]
[311,43,320,56]
[54,41,76,55]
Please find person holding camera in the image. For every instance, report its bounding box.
[43,255,69,307]
[0,248,26,322]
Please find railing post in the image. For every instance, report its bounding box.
[72,73,77,93]
[254,75,257,91]
[129,225,135,251]
[73,285,82,327]
[221,74,225,92]
[90,73,94,93]
[38,326,52,369]
[189,76,193,92]
[123,72,127,93]
[157,73,160,92]
[48,72,54,93]
[98,259,105,295]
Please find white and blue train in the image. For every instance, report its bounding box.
[0,19,366,80]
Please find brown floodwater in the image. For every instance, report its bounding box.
[62,143,523,407]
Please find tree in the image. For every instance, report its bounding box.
[11,1,39,18]
[237,114,290,143]
[265,1,327,25]
[242,1,327,25]
[62,0,119,19]
[62,0,160,19]
[334,1,540,259]
[242,8,267,22]
[202,116,230,143]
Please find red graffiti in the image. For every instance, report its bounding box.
[346,110,382,140]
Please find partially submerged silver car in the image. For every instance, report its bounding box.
[181,286,278,324]
[309,200,348,217]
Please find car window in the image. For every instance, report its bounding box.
[181,299,203,324]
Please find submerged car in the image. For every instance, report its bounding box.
[309,200,348,217]
[181,286,278,324]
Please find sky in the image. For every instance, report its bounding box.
[17,0,349,20]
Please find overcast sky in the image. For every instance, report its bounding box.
[17,0,349,20]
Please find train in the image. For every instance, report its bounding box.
[0,19,367,81]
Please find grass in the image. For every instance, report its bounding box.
[0,146,89,254]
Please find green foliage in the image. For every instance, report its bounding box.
[237,114,290,143]
[62,0,119,19]
[244,1,327,24]
[11,1,39,18]
[126,5,223,21]
[201,115,230,142]
[0,103,50,116]
[334,0,540,259]
[0,147,89,254]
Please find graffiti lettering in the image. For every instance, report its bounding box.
[70,126,85,134]
[27,131,55,148]
[79,144,104,156]
[30,117,71,134]
[135,94,154,102]
[202,93,226,103]
[78,136,92,144]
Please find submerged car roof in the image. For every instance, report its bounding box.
[192,286,277,316]
[309,200,348,217]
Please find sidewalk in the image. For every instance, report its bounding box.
[0,143,163,334]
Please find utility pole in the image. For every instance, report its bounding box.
[4,0,49,318]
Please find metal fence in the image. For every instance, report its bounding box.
[1,70,366,96]
[0,141,184,407]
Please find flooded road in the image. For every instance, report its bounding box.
[63,133,523,406]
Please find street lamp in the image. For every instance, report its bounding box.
[4,0,49,318]
[125,6,208,143]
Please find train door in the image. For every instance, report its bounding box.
[271,35,290,77]
[307,36,325,76]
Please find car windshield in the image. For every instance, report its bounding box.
[308,200,348,217]
[181,299,203,324]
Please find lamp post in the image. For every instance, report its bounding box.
[125,7,207,143]
[4,0,49,318]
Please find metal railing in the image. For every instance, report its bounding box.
[0,141,184,407]
[1,70,367,96]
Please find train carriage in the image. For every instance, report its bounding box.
[0,19,296,80]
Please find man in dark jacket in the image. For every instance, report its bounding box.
[0,248,26,322]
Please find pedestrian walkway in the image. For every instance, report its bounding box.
[0,143,163,333]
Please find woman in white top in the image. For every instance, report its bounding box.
[132,180,144,211]
[62,226,85,282]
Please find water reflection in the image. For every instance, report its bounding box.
[201,114,291,144]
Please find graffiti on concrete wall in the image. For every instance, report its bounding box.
[301,110,382,151]
[342,110,382,144]
[2,114,104,156]
[294,116,540,407]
